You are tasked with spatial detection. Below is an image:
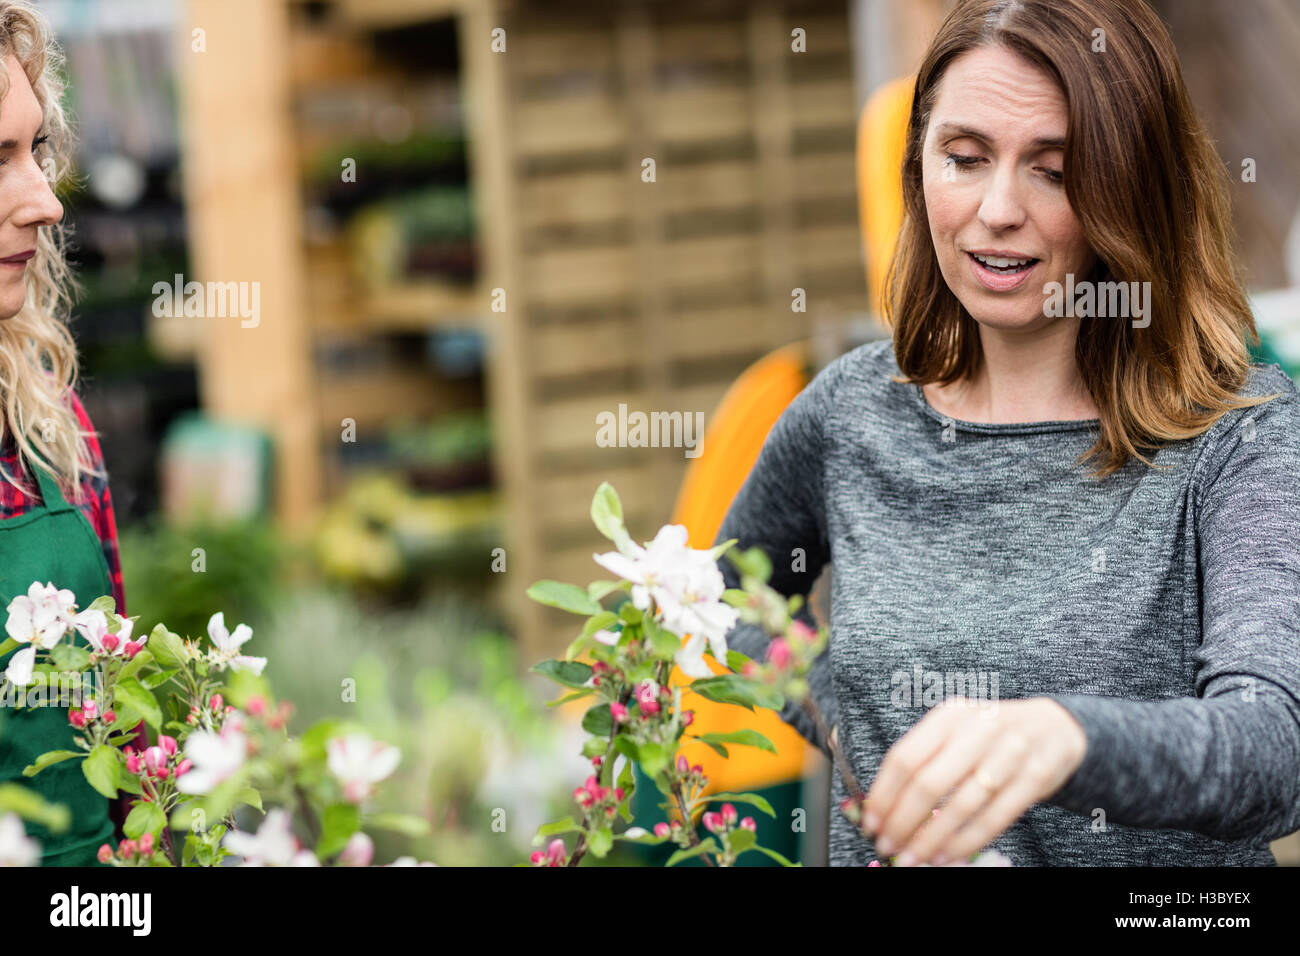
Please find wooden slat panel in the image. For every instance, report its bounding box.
[791,151,858,201]
[518,170,627,231]
[664,233,762,288]
[525,245,637,305]
[513,93,627,156]
[511,28,617,79]
[789,78,856,130]
[654,87,751,143]
[794,223,867,272]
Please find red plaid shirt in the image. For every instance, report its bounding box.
[1,389,143,841]
[0,389,125,614]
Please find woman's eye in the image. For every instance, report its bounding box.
[944,152,980,168]
[32,134,48,154]
[1038,167,1064,183]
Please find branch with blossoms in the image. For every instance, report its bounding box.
[526,484,1012,869]
[0,583,431,867]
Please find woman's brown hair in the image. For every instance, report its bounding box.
[884,0,1279,478]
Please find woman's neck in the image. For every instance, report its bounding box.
[922,321,1099,424]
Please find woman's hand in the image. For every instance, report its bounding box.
[861,697,1087,866]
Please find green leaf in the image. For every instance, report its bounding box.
[699,740,728,758]
[22,750,82,778]
[581,611,620,639]
[526,581,601,616]
[141,667,180,691]
[725,648,754,671]
[690,674,784,711]
[588,825,613,858]
[115,649,153,683]
[114,760,144,796]
[581,703,612,736]
[317,803,361,858]
[693,729,777,754]
[0,783,70,832]
[618,602,643,625]
[530,659,593,690]
[587,580,626,602]
[123,801,166,839]
[591,483,634,553]
[364,813,430,837]
[728,827,757,854]
[82,746,120,799]
[637,741,668,778]
[728,546,772,582]
[0,637,17,658]
[751,843,801,866]
[705,792,776,818]
[666,837,717,867]
[113,676,162,731]
[643,618,681,661]
[533,816,582,843]
[49,644,91,673]
[709,538,738,561]
[146,625,188,669]
[236,787,263,811]
[86,595,117,616]
[546,690,593,708]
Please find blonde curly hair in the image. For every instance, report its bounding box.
[0,0,98,501]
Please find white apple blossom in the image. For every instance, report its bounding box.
[205,612,267,675]
[4,582,77,686]
[71,610,138,657]
[223,809,319,866]
[592,524,739,676]
[327,733,401,804]
[0,813,38,867]
[176,723,249,794]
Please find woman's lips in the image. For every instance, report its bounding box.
[966,251,1038,292]
[0,250,34,269]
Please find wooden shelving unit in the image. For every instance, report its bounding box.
[181,0,867,661]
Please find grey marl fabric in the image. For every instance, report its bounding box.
[716,338,1300,865]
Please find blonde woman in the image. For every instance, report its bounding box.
[0,1,137,866]
[719,0,1300,865]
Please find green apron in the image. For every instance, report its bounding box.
[0,455,115,866]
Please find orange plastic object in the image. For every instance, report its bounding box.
[857,74,914,316]
[665,341,815,792]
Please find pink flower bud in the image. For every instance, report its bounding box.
[82,700,98,719]
[102,710,115,725]
[682,711,694,727]
[788,619,815,643]
[120,839,138,857]
[766,638,791,669]
[740,817,757,831]
[868,860,881,867]
[654,823,670,837]
[545,838,566,866]
[676,755,690,774]
[591,661,611,676]
[605,806,616,818]
[139,832,155,855]
[741,661,759,677]
[640,699,660,717]
[615,787,624,801]
[634,682,657,706]
[125,751,142,774]
[143,746,167,775]
[247,695,266,717]
[338,831,375,867]
[97,844,113,863]
[68,709,85,729]
[591,755,603,769]
[691,764,703,776]
[155,767,171,780]
[721,803,738,825]
[101,633,120,653]
[210,693,224,712]
[530,850,545,865]
[175,759,192,777]
[701,812,723,834]
[610,702,628,723]
[159,734,178,756]
[123,641,143,659]
[187,713,198,726]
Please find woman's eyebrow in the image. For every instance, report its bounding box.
[0,125,44,150]
[932,121,1064,149]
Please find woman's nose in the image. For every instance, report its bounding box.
[977,164,1026,232]
[15,156,64,228]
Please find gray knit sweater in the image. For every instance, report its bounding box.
[716,338,1300,866]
